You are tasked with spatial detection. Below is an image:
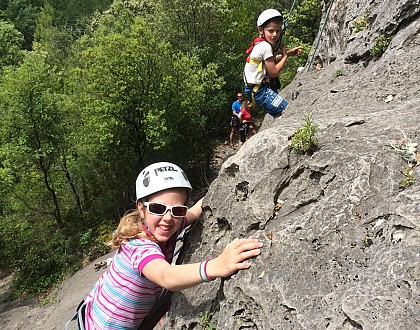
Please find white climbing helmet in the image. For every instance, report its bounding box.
[136,162,192,200]
[257,9,282,27]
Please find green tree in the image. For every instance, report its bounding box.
[0,49,72,228]
[65,8,223,210]
[1,0,113,50]
[33,1,61,58]
[0,49,82,295]
[1,0,42,49]
[0,18,24,68]
[279,0,322,86]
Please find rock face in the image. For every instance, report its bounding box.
[165,1,420,329]
[2,1,419,329]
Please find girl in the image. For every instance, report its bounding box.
[238,100,257,147]
[79,162,263,330]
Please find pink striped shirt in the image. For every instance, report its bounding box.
[84,219,186,329]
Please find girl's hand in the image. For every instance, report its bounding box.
[186,197,203,225]
[206,238,263,278]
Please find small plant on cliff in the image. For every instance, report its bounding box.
[291,113,319,154]
[399,168,416,189]
[199,310,216,330]
[335,69,345,77]
[389,131,418,190]
[353,11,370,33]
[370,35,391,57]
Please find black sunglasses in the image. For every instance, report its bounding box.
[143,202,188,217]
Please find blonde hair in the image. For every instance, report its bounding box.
[105,209,156,250]
[241,100,250,109]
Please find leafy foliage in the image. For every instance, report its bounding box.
[290,112,319,154]
[0,50,69,226]
[0,216,77,298]
[0,0,322,297]
[0,19,24,68]
[279,0,322,87]
[66,9,223,199]
[1,0,113,49]
[370,35,391,57]
[335,69,345,77]
[399,168,415,189]
[199,310,216,330]
[1,0,41,49]
[0,49,85,295]
[353,11,370,33]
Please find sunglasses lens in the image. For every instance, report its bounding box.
[172,206,188,217]
[148,203,167,215]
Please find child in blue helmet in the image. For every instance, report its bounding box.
[69,162,263,330]
[244,8,303,118]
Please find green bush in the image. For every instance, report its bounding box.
[335,69,345,77]
[199,310,216,330]
[370,35,391,57]
[399,168,416,189]
[291,113,319,154]
[2,219,78,298]
[353,12,370,33]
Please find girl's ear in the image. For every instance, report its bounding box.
[258,26,264,36]
[137,202,145,219]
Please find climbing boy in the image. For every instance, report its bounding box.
[244,8,303,118]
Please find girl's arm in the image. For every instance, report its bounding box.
[142,238,263,291]
[185,197,203,225]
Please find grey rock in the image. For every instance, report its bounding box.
[2,0,419,329]
[165,0,420,329]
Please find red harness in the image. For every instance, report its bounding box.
[245,37,266,62]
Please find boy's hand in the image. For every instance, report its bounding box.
[280,44,288,58]
[206,238,263,278]
[289,45,304,56]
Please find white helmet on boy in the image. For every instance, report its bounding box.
[257,9,282,27]
[136,162,192,200]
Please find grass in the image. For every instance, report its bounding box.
[353,12,370,33]
[389,131,418,190]
[399,168,416,189]
[370,35,391,57]
[199,310,216,330]
[290,113,319,154]
[335,69,345,77]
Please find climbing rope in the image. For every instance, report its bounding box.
[306,0,335,71]
[274,0,298,51]
[284,0,298,28]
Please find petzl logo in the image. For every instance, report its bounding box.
[154,165,178,176]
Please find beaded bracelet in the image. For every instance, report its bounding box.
[199,259,215,282]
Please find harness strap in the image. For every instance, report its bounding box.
[248,58,263,72]
[64,313,77,330]
[64,300,86,330]
[249,83,262,106]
